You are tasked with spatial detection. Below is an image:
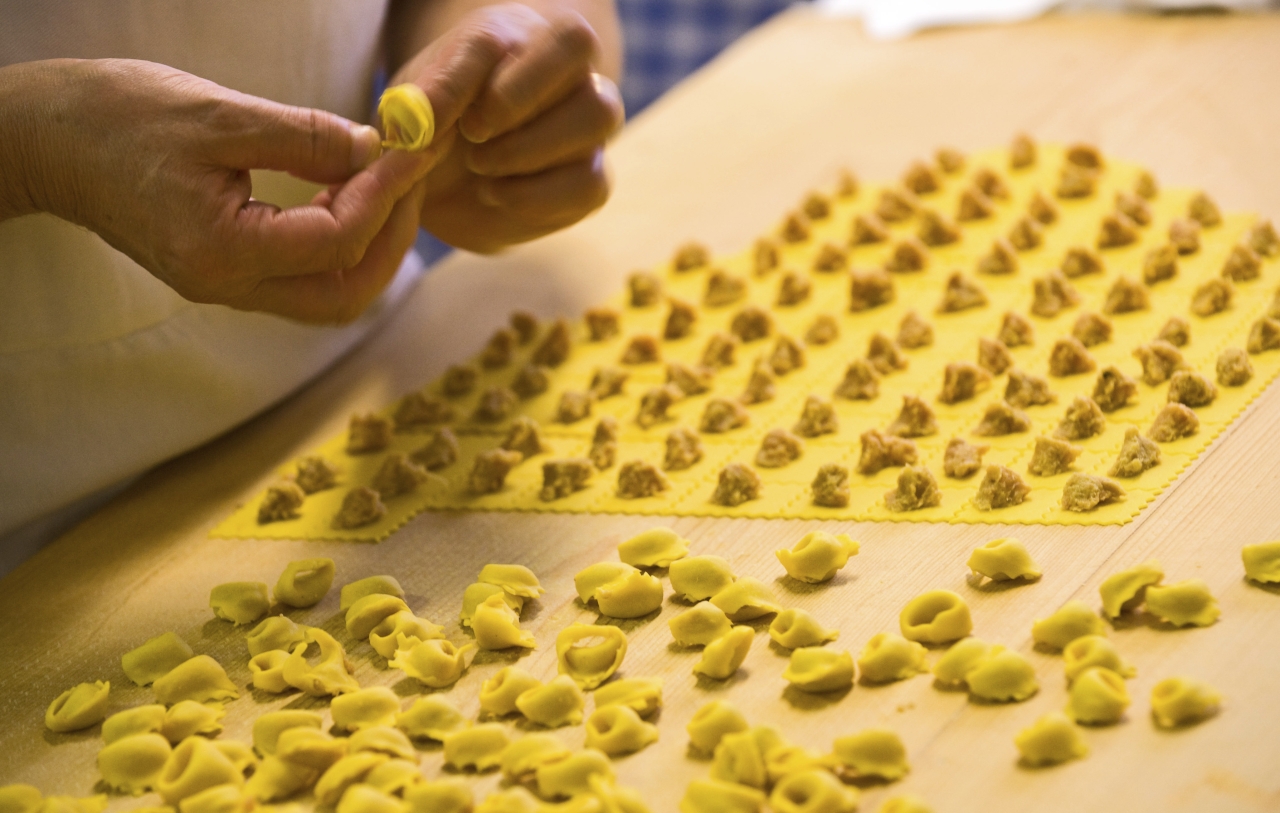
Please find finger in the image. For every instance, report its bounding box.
[231,147,435,278]
[476,149,609,229]
[460,10,599,143]
[466,74,623,178]
[230,180,426,324]
[212,94,384,183]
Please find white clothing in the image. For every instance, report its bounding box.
[0,1,423,542]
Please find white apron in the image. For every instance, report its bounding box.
[0,0,424,556]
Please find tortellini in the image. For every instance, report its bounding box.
[769,769,859,813]
[369,611,444,659]
[180,784,254,813]
[378,82,436,151]
[396,695,467,741]
[252,709,323,755]
[97,732,172,794]
[366,760,427,797]
[314,753,389,805]
[461,583,524,628]
[594,676,663,717]
[515,675,585,728]
[899,590,972,644]
[680,779,765,813]
[768,608,839,649]
[121,632,194,686]
[618,527,690,567]
[1150,676,1221,728]
[345,594,411,640]
[1242,541,1280,583]
[1144,579,1220,627]
[209,582,270,626]
[277,727,348,771]
[1098,559,1163,618]
[932,638,994,687]
[477,564,544,598]
[479,666,543,717]
[154,655,239,705]
[711,726,784,789]
[162,700,225,742]
[575,562,634,603]
[965,647,1038,702]
[832,728,910,780]
[556,624,628,689]
[686,700,750,753]
[472,593,537,649]
[283,628,361,696]
[156,736,245,804]
[249,650,290,693]
[535,749,614,800]
[669,601,733,646]
[501,733,572,780]
[694,625,754,680]
[782,647,854,693]
[348,726,416,761]
[966,537,1041,582]
[335,784,401,813]
[389,638,474,689]
[1066,667,1130,725]
[1063,635,1135,682]
[763,744,831,783]
[709,577,780,622]
[273,557,336,608]
[340,575,406,610]
[1014,712,1088,766]
[1030,601,1107,650]
[405,779,474,813]
[331,687,401,732]
[102,704,166,744]
[774,531,860,584]
[245,616,306,658]
[585,705,660,755]
[857,633,928,684]
[595,568,665,618]
[670,555,736,601]
[0,785,43,813]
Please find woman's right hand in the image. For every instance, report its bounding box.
[0,58,436,324]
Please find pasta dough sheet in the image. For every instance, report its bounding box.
[212,145,1280,541]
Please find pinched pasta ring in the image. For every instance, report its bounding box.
[617,527,691,568]
[965,647,1038,702]
[593,676,663,717]
[1030,601,1107,651]
[45,681,110,733]
[775,531,860,584]
[1014,712,1087,767]
[584,705,659,756]
[686,700,749,754]
[477,564,544,599]
[273,558,336,608]
[96,732,172,794]
[282,628,360,696]
[331,686,401,732]
[443,723,511,771]
[209,582,270,626]
[121,632,194,687]
[1067,667,1130,725]
[782,647,854,693]
[966,538,1041,582]
[345,594,411,640]
[396,695,466,741]
[1150,676,1221,728]
[899,590,973,644]
[555,624,628,689]
[768,608,839,649]
[389,638,475,689]
[856,633,927,684]
[478,666,542,717]
[251,710,323,756]
[471,593,536,650]
[245,617,306,658]
[832,728,909,781]
[500,733,572,781]
[514,675,585,728]
[770,768,859,813]
[1098,560,1163,619]
[153,655,240,705]
[669,555,736,601]
[694,626,754,680]
[1143,580,1220,627]
[669,601,733,647]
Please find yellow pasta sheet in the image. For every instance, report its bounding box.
[212,145,1280,541]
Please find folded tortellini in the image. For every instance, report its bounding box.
[965,647,1038,702]
[156,736,245,804]
[1150,676,1221,728]
[680,778,765,813]
[857,633,928,684]
[670,555,737,601]
[332,687,401,732]
[472,593,537,650]
[245,616,306,658]
[273,557,336,608]
[1144,579,1220,627]
[770,769,858,813]
[162,700,225,742]
[252,709,323,756]
[932,638,993,687]
[345,594,411,640]
[335,784,401,813]
[1030,601,1107,651]
[461,583,524,628]
[283,628,361,696]
[590,566,665,618]
[710,726,785,789]
[102,704,167,744]
[340,575,406,610]
[768,608,839,649]
[389,638,474,689]
[1014,712,1088,766]
[477,564,544,599]
[782,647,854,693]
[180,784,254,813]
[1099,559,1163,619]
[480,666,543,717]
[899,590,972,644]
[585,704,659,755]
[1242,541,1280,583]
[404,779,473,813]
[369,611,444,659]
[709,577,780,622]
[314,752,389,806]
[348,726,416,761]
[1062,635,1135,682]
[501,733,572,781]
[153,655,240,706]
[97,732,172,794]
[378,82,436,152]
[686,700,750,754]
[669,601,733,646]
[249,650,290,693]
[966,537,1041,582]
[535,748,614,800]
[556,624,628,689]
[694,625,754,680]
[594,676,663,717]
[121,632,194,687]
[396,694,467,741]
[1066,667,1130,724]
[832,728,910,780]
[775,531,860,583]
[277,726,348,772]
[366,759,428,797]
[209,582,270,626]
[618,527,690,568]
[515,675,585,728]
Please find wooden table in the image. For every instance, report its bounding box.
[3,10,1279,812]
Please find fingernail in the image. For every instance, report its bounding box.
[477,180,501,208]
[460,114,491,144]
[350,125,383,172]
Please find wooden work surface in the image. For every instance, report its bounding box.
[3,10,1280,812]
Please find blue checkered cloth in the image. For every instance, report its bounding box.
[618,0,796,114]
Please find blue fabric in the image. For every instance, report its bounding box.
[618,0,796,115]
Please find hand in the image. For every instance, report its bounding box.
[390,3,625,253]
[1,59,436,323]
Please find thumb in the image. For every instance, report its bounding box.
[214,94,384,184]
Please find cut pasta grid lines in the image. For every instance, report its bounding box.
[212,145,1280,541]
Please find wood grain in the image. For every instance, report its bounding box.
[2,10,1279,812]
